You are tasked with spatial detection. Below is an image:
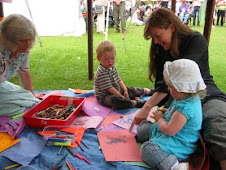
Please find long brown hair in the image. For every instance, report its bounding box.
[144,8,194,81]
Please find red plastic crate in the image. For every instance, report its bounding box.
[23,95,85,128]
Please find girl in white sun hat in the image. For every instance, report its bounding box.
[136,59,206,170]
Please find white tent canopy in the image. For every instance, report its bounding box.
[3,0,86,36]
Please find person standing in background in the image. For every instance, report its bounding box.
[96,0,108,34]
[80,0,88,30]
[113,0,126,33]
[192,0,203,26]
[216,1,226,26]
[179,1,190,24]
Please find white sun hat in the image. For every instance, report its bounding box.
[163,59,206,93]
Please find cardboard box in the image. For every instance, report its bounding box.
[23,95,85,128]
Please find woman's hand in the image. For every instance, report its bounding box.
[35,93,46,99]
[129,108,149,131]
[129,92,168,132]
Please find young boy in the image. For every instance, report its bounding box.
[94,40,153,109]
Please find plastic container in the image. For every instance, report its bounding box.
[23,95,85,128]
[42,125,76,146]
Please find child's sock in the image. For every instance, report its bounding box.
[135,99,146,108]
[171,161,189,170]
[132,99,145,108]
[171,161,179,170]
[132,100,137,107]
[144,88,154,95]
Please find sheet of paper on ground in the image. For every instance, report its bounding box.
[97,129,142,162]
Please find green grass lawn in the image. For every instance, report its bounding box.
[10,22,226,92]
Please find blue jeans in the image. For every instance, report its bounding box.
[180,13,190,23]
[201,99,226,162]
[193,6,200,26]
[137,120,178,170]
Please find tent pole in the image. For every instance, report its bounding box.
[105,1,110,40]
[87,0,93,80]
[0,2,4,21]
[171,0,176,13]
[203,0,215,45]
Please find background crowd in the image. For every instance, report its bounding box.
[80,0,226,33]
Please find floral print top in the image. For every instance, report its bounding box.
[0,47,29,83]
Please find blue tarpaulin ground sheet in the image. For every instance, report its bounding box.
[0,90,149,170]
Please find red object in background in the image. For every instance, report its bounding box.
[23,95,85,128]
[82,12,87,17]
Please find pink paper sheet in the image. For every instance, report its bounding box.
[70,115,103,129]
[0,0,12,2]
[82,95,112,117]
[103,113,124,127]
[96,111,123,130]
[99,124,122,132]
[97,129,142,162]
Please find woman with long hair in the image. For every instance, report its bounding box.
[130,8,226,169]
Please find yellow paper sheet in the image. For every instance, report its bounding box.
[0,132,21,153]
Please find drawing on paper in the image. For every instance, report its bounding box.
[106,135,127,144]
[117,115,134,125]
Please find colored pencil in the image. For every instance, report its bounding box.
[53,152,68,167]
[66,161,74,170]
[76,140,84,151]
[81,139,89,149]
[4,163,21,170]
[57,146,63,155]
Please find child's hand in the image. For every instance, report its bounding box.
[158,108,167,114]
[123,90,129,98]
[151,110,164,122]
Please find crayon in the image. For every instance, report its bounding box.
[47,141,71,146]
[55,130,74,135]
[48,138,72,143]
[66,161,74,170]
[76,141,84,151]
[66,147,91,164]
[81,139,89,149]
[50,135,67,139]
[75,153,91,164]
[57,146,63,155]
[10,113,24,121]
